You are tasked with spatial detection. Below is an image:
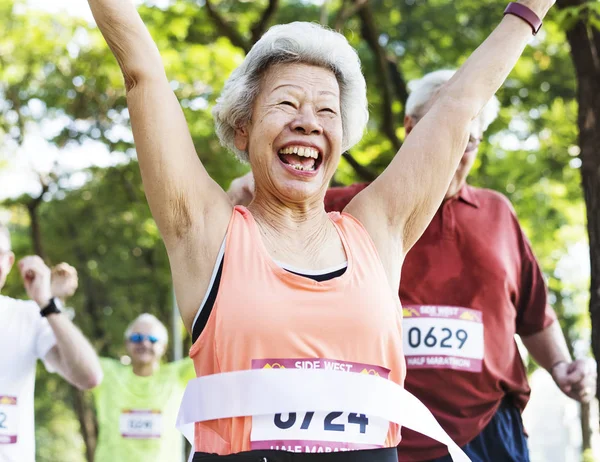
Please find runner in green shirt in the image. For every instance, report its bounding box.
[92,313,194,462]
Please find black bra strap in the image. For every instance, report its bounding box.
[192,258,224,343]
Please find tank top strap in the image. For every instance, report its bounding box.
[220,206,264,279]
[225,206,259,250]
[327,211,385,275]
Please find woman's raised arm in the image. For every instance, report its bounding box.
[346,0,553,268]
[87,0,231,247]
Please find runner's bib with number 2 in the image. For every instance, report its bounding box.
[120,410,162,439]
[250,358,390,452]
[0,396,18,444]
[403,306,484,372]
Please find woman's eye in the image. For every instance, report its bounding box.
[280,101,296,107]
[320,108,336,114]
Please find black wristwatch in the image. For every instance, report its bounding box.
[40,297,63,317]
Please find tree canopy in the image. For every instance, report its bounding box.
[0,0,596,459]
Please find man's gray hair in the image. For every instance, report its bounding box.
[213,22,369,162]
[124,313,169,344]
[0,223,11,250]
[405,69,500,132]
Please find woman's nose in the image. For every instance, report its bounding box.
[290,106,323,135]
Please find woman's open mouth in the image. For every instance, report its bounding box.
[277,145,322,173]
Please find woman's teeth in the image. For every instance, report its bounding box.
[278,146,319,159]
[290,164,314,171]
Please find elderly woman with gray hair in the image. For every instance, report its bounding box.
[85,0,554,460]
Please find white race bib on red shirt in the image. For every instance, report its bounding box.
[402,305,484,372]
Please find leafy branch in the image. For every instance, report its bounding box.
[204,0,280,52]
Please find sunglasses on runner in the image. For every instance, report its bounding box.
[128,333,160,344]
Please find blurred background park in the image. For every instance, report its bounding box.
[1,0,600,460]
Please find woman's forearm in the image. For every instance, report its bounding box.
[87,0,165,88]
[355,1,556,254]
[439,0,554,120]
[86,0,231,249]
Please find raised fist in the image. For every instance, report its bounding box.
[552,358,597,403]
[51,262,79,301]
[18,255,52,309]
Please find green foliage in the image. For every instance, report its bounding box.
[554,1,600,31]
[36,162,173,357]
[0,0,593,460]
[34,366,86,462]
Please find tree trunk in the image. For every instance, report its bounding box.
[581,400,592,452]
[27,200,46,261]
[64,221,103,461]
[26,191,48,261]
[357,3,402,152]
[73,389,97,462]
[559,0,600,437]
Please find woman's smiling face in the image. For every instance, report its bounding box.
[234,63,343,204]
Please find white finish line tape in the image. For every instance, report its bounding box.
[177,368,470,461]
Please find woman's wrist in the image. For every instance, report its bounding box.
[516,0,554,20]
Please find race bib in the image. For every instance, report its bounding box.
[0,396,18,444]
[120,410,162,439]
[403,305,484,372]
[250,358,390,453]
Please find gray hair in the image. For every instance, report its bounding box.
[124,313,168,344]
[0,224,11,250]
[405,69,500,132]
[213,22,369,162]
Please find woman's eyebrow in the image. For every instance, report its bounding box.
[271,83,303,93]
[319,90,338,97]
[270,85,338,98]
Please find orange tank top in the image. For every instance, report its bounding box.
[189,206,406,455]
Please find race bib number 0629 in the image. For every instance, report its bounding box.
[402,305,484,372]
[250,358,391,452]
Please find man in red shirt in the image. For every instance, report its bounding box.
[226,70,595,462]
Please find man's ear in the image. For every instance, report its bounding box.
[404,115,416,136]
[234,125,249,152]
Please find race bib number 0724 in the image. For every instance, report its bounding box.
[250,358,391,453]
[402,305,484,372]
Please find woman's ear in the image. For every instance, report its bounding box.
[234,125,249,152]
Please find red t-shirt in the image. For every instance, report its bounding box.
[325,183,556,461]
